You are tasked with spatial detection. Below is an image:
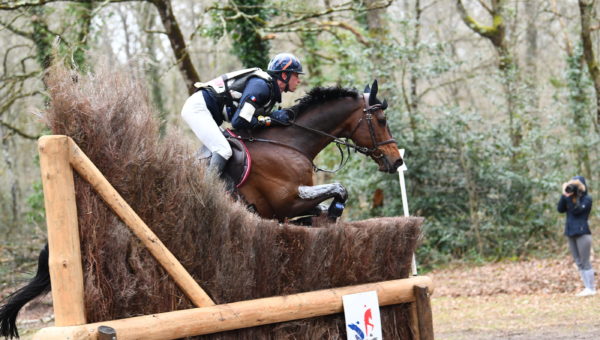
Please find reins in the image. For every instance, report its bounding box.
[228,131,345,173]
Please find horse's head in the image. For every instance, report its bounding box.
[347,80,403,173]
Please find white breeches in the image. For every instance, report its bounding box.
[181,91,232,160]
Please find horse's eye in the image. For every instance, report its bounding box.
[377,112,386,125]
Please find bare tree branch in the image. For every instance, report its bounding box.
[476,0,492,14]
[0,0,146,11]
[2,44,33,76]
[0,119,41,139]
[320,21,369,46]
[259,0,393,29]
[0,71,41,85]
[456,0,502,42]
[0,16,33,39]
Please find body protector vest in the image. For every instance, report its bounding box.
[194,68,276,122]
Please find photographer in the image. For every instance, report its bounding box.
[557,176,596,297]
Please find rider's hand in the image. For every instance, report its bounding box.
[257,115,271,127]
[271,109,292,126]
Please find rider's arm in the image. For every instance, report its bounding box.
[231,77,271,130]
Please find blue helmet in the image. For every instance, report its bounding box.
[267,53,304,74]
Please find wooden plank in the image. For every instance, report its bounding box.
[33,276,434,340]
[38,136,86,326]
[66,137,214,308]
[414,284,434,340]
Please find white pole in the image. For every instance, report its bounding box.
[397,149,417,276]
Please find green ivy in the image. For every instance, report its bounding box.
[226,0,272,68]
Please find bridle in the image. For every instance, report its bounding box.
[346,98,397,159]
[231,95,397,173]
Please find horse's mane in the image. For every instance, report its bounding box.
[290,86,359,115]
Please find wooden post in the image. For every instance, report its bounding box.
[33,276,434,340]
[409,302,420,340]
[414,285,434,340]
[98,326,117,340]
[38,136,86,326]
[66,137,214,307]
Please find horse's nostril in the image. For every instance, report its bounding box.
[394,158,404,168]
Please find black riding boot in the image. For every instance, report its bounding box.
[208,153,235,192]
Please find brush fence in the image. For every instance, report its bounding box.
[34,135,434,340]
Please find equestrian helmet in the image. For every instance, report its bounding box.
[267,53,304,74]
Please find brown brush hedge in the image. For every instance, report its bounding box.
[42,63,423,339]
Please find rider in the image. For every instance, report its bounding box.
[181,53,303,176]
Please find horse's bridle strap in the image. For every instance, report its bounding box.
[345,103,397,157]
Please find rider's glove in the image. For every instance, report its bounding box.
[271,109,292,126]
[257,115,271,127]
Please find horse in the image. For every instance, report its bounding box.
[227,79,403,221]
[0,80,403,339]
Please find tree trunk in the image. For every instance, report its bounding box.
[365,0,391,89]
[525,1,538,80]
[142,5,168,136]
[408,0,422,145]
[456,0,523,163]
[0,126,19,230]
[151,0,200,94]
[579,0,600,129]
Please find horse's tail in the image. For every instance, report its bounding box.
[0,243,51,339]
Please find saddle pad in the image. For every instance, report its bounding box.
[223,129,252,188]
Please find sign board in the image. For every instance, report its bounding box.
[343,291,383,340]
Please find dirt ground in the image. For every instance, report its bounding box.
[429,255,600,340]
[4,255,600,339]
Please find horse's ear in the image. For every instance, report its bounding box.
[364,84,370,93]
[369,80,379,106]
[381,99,388,110]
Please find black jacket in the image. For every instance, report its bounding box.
[557,176,592,236]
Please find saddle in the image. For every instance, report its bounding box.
[222,129,252,188]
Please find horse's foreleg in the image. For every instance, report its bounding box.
[297,183,348,220]
[298,183,348,202]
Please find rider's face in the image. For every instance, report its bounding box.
[284,72,301,92]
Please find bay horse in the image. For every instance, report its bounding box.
[229,80,403,221]
[0,80,402,338]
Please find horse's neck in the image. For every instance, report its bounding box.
[257,99,360,160]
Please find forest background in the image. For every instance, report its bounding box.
[1,0,600,284]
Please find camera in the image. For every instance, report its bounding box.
[565,183,579,194]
